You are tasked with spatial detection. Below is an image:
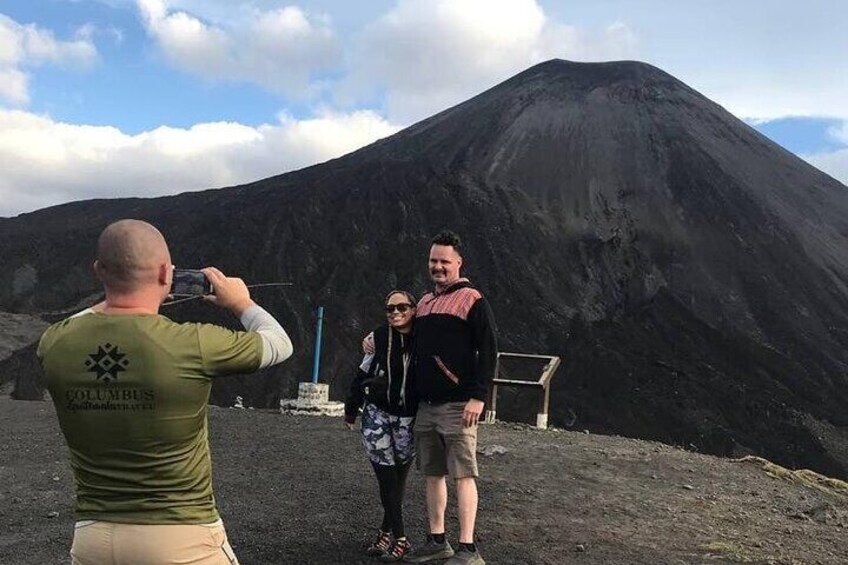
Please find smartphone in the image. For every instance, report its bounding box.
[171,269,213,296]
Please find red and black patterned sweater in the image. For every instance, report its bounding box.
[414,278,498,403]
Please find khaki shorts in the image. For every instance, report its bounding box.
[70,519,239,565]
[414,401,478,479]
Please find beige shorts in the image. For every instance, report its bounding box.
[414,401,479,479]
[70,519,239,565]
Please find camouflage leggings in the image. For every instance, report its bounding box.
[361,402,415,466]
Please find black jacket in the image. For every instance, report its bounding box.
[413,279,497,403]
[345,324,417,421]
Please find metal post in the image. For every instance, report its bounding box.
[484,353,501,424]
[537,385,551,429]
[311,306,324,384]
[485,383,499,424]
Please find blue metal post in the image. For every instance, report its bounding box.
[311,306,324,384]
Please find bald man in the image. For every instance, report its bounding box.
[37,219,293,565]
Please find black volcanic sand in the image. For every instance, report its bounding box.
[0,314,46,365]
[2,398,847,564]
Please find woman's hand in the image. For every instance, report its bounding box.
[362,332,375,354]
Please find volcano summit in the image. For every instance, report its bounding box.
[2,60,848,477]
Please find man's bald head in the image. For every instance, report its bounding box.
[95,220,171,294]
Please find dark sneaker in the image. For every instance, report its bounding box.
[402,536,454,562]
[445,547,485,565]
[380,538,412,562]
[366,531,392,556]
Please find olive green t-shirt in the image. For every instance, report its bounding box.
[37,313,262,524]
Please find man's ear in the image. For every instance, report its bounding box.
[93,260,103,281]
[159,263,172,287]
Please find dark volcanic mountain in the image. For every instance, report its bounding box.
[3,60,848,477]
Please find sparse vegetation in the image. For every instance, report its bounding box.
[736,456,848,497]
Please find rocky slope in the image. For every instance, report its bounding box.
[2,60,848,478]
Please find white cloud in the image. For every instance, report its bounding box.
[0,108,400,217]
[805,121,848,187]
[828,122,848,145]
[136,0,340,97]
[805,149,848,188]
[537,21,638,63]
[0,67,28,105]
[345,0,639,122]
[703,80,848,123]
[128,1,846,125]
[0,14,97,105]
[77,22,125,46]
[569,1,848,123]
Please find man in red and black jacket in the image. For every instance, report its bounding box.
[405,231,497,565]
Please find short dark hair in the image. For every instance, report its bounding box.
[431,230,462,254]
[385,289,417,306]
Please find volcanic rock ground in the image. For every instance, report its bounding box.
[0,314,46,367]
[1,397,846,565]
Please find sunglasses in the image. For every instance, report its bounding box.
[385,303,414,314]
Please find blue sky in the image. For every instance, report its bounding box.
[1,0,846,216]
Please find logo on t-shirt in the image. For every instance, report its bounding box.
[84,343,130,383]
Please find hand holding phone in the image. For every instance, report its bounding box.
[201,267,254,316]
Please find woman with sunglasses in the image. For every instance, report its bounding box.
[345,290,418,562]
